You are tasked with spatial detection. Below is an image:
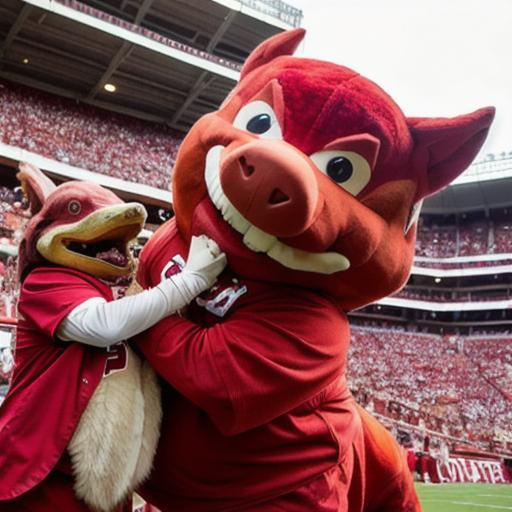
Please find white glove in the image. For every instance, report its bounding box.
[184,235,226,285]
[159,235,226,307]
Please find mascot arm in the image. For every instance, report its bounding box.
[56,277,192,347]
[136,292,346,435]
[57,235,226,347]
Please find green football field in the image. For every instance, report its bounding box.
[416,483,512,511]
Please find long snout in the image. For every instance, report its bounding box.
[219,139,320,237]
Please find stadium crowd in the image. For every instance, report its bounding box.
[0,81,182,190]
[464,337,512,400]
[415,219,512,258]
[348,327,512,449]
[413,258,512,269]
[1,186,27,322]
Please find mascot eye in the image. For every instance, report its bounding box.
[326,157,353,183]
[68,200,82,215]
[246,113,272,134]
[310,150,371,196]
[232,100,282,140]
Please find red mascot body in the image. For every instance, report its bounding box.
[136,29,494,511]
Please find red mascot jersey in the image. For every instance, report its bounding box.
[136,221,361,512]
[0,267,114,500]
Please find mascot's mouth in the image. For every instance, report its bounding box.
[67,238,129,267]
[37,203,146,278]
[204,145,350,274]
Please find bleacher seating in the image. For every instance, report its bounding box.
[415,224,457,258]
[464,337,512,400]
[415,219,512,261]
[348,327,512,446]
[492,221,512,254]
[395,288,511,302]
[0,81,183,190]
[458,222,489,256]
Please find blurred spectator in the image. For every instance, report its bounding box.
[416,224,457,258]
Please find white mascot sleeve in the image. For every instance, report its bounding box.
[57,235,226,347]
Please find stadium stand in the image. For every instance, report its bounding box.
[395,288,511,302]
[493,221,512,253]
[464,337,512,399]
[459,222,489,256]
[0,81,182,190]
[413,258,512,269]
[415,218,512,258]
[348,327,512,450]
[416,223,457,258]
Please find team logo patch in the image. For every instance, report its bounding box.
[160,254,186,280]
[196,279,248,317]
[104,342,128,377]
[160,253,247,317]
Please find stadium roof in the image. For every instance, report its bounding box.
[423,172,512,214]
[0,0,301,131]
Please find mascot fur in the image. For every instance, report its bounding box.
[136,29,494,511]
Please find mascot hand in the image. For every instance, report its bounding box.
[158,235,226,308]
[184,235,227,289]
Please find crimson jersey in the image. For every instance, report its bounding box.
[0,267,113,500]
[136,220,361,511]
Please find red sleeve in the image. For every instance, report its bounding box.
[18,267,108,339]
[136,289,348,435]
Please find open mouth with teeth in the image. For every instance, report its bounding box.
[36,203,146,279]
[205,145,350,274]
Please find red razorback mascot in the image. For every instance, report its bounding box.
[136,29,494,511]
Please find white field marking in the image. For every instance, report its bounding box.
[452,503,512,510]
[421,499,512,510]
[477,495,512,499]
[420,490,510,495]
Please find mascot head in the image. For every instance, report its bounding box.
[171,29,494,309]
[17,163,146,281]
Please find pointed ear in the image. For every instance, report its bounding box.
[408,106,495,198]
[240,28,305,80]
[17,162,56,215]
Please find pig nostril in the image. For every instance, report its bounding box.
[239,156,255,178]
[269,188,290,205]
